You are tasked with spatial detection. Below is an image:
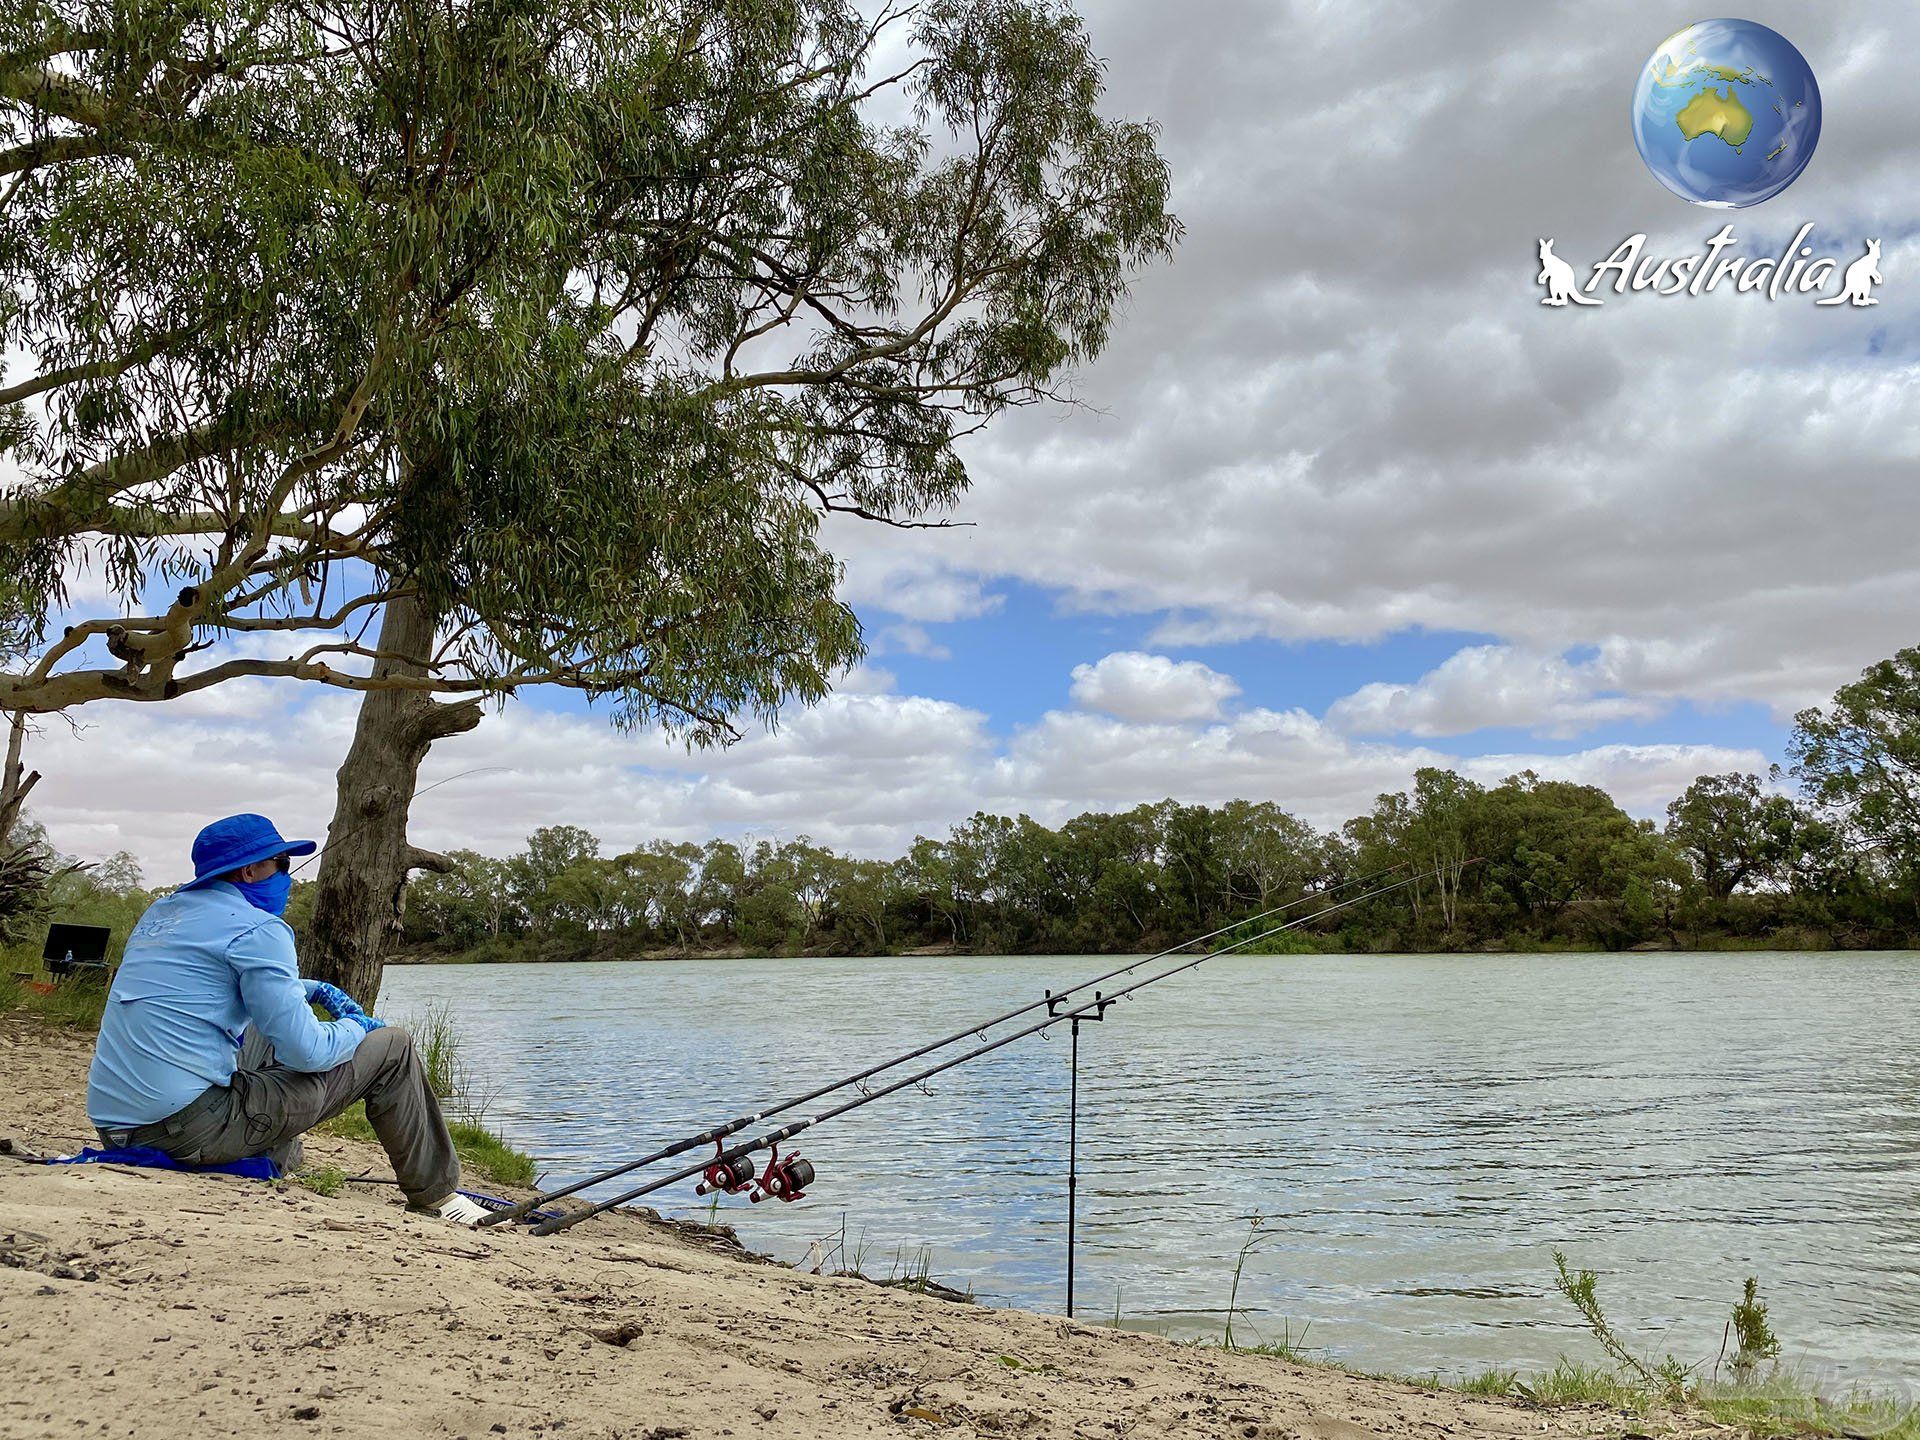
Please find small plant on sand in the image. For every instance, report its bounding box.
[1551,1249,1693,1401]
[995,1353,1058,1375]
[1222,1211,1274,1350]
[1540,1257,1920,1440]
[1212,1214,1327,1365]
[1511,1360,1655,1411]
[810,1226,971,1302]
[1459,1369,1520,1397]
[810,1214,877,1278]
[887,1243,937,1292]
[292,1163,348,1197]
[1233,1318,1320,1367]
[1222,1249,1914,1440]
[1726,1276,1782,1385]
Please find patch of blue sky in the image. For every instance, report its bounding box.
[858,579,1504,733]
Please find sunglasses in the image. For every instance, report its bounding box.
[273,853,291,873]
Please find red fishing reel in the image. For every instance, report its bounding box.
[748,1143,814,1204]
[694,1141,759,1197]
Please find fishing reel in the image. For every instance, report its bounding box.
[694,1141,759,1197]
[748,1143,814,1204]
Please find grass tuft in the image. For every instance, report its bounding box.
[448,1118,536,1188]
[292,1163,348,1198]
[318,1101,535,1189]
[1231,1318,1321,1367]
[0,972,109,1027]
[1511,1360,1650,1410]
[1458,1368,1519,1397]
[1550,1248,1692,1400]
[409,1000,466,1099]
[1696,1379,1920,1440]
[996,1353,1058,1375]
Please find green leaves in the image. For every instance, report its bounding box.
[2,0,1174,729]
[1788,645,1920,910]
[1342,767,1688,947]
[1663,772,1801,902]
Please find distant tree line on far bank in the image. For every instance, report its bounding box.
[6,647,1917,969]
[364,647,1920,960]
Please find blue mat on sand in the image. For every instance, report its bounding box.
[48,1145,280,1181]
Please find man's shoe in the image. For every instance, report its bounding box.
[432,1192,492,1227]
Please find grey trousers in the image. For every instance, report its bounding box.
[111,1026,461,1208]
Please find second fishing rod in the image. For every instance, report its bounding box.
[479,860,1407,1227]
[525,865,1442,1236]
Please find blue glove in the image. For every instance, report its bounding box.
[349,1013,386,1033]
[306,981,366,1021]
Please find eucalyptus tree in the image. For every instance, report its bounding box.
[1663,772,1796,902]
[827,856,901,952]
[1789,646,1920,921]
[1214,799,1320,910]
[1344,769,1484,936]
[0,0,1176,997]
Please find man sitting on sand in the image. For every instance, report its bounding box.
[86,813,488,1225]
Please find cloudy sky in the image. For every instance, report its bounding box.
[26,0,1920,884]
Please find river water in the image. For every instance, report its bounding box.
[380,951,1920,1387]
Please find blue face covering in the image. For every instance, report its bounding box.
[235,868,293,916]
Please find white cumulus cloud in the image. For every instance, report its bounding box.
[1069,651,1242,723]
[1327,645,1666,739]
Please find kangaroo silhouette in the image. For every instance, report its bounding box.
[1816,238,1882,306]
[1537,239,1601,307]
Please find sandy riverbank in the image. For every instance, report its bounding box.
[1,1018,1631,1440]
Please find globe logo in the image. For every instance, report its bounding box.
[1631,19,1821,209]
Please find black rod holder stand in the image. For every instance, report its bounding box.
[1046,988,1113,1319]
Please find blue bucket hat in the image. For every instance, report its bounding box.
[179,814,318,891]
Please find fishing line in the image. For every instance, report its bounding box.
[477,860,1410,1227]
[524,865,1446,1236]
[288,767,510,877]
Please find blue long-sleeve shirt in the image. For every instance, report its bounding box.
[87,883,365,1129]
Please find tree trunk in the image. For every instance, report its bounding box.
[303,593,480,1007]
[1,711,41,841]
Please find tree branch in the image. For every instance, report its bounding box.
[0,132,122,178]
[0,325,200,406]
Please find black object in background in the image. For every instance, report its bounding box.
[41,922,111,979]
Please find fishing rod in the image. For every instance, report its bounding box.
[477,860,1408,1228]
[525,865,1441,1237]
